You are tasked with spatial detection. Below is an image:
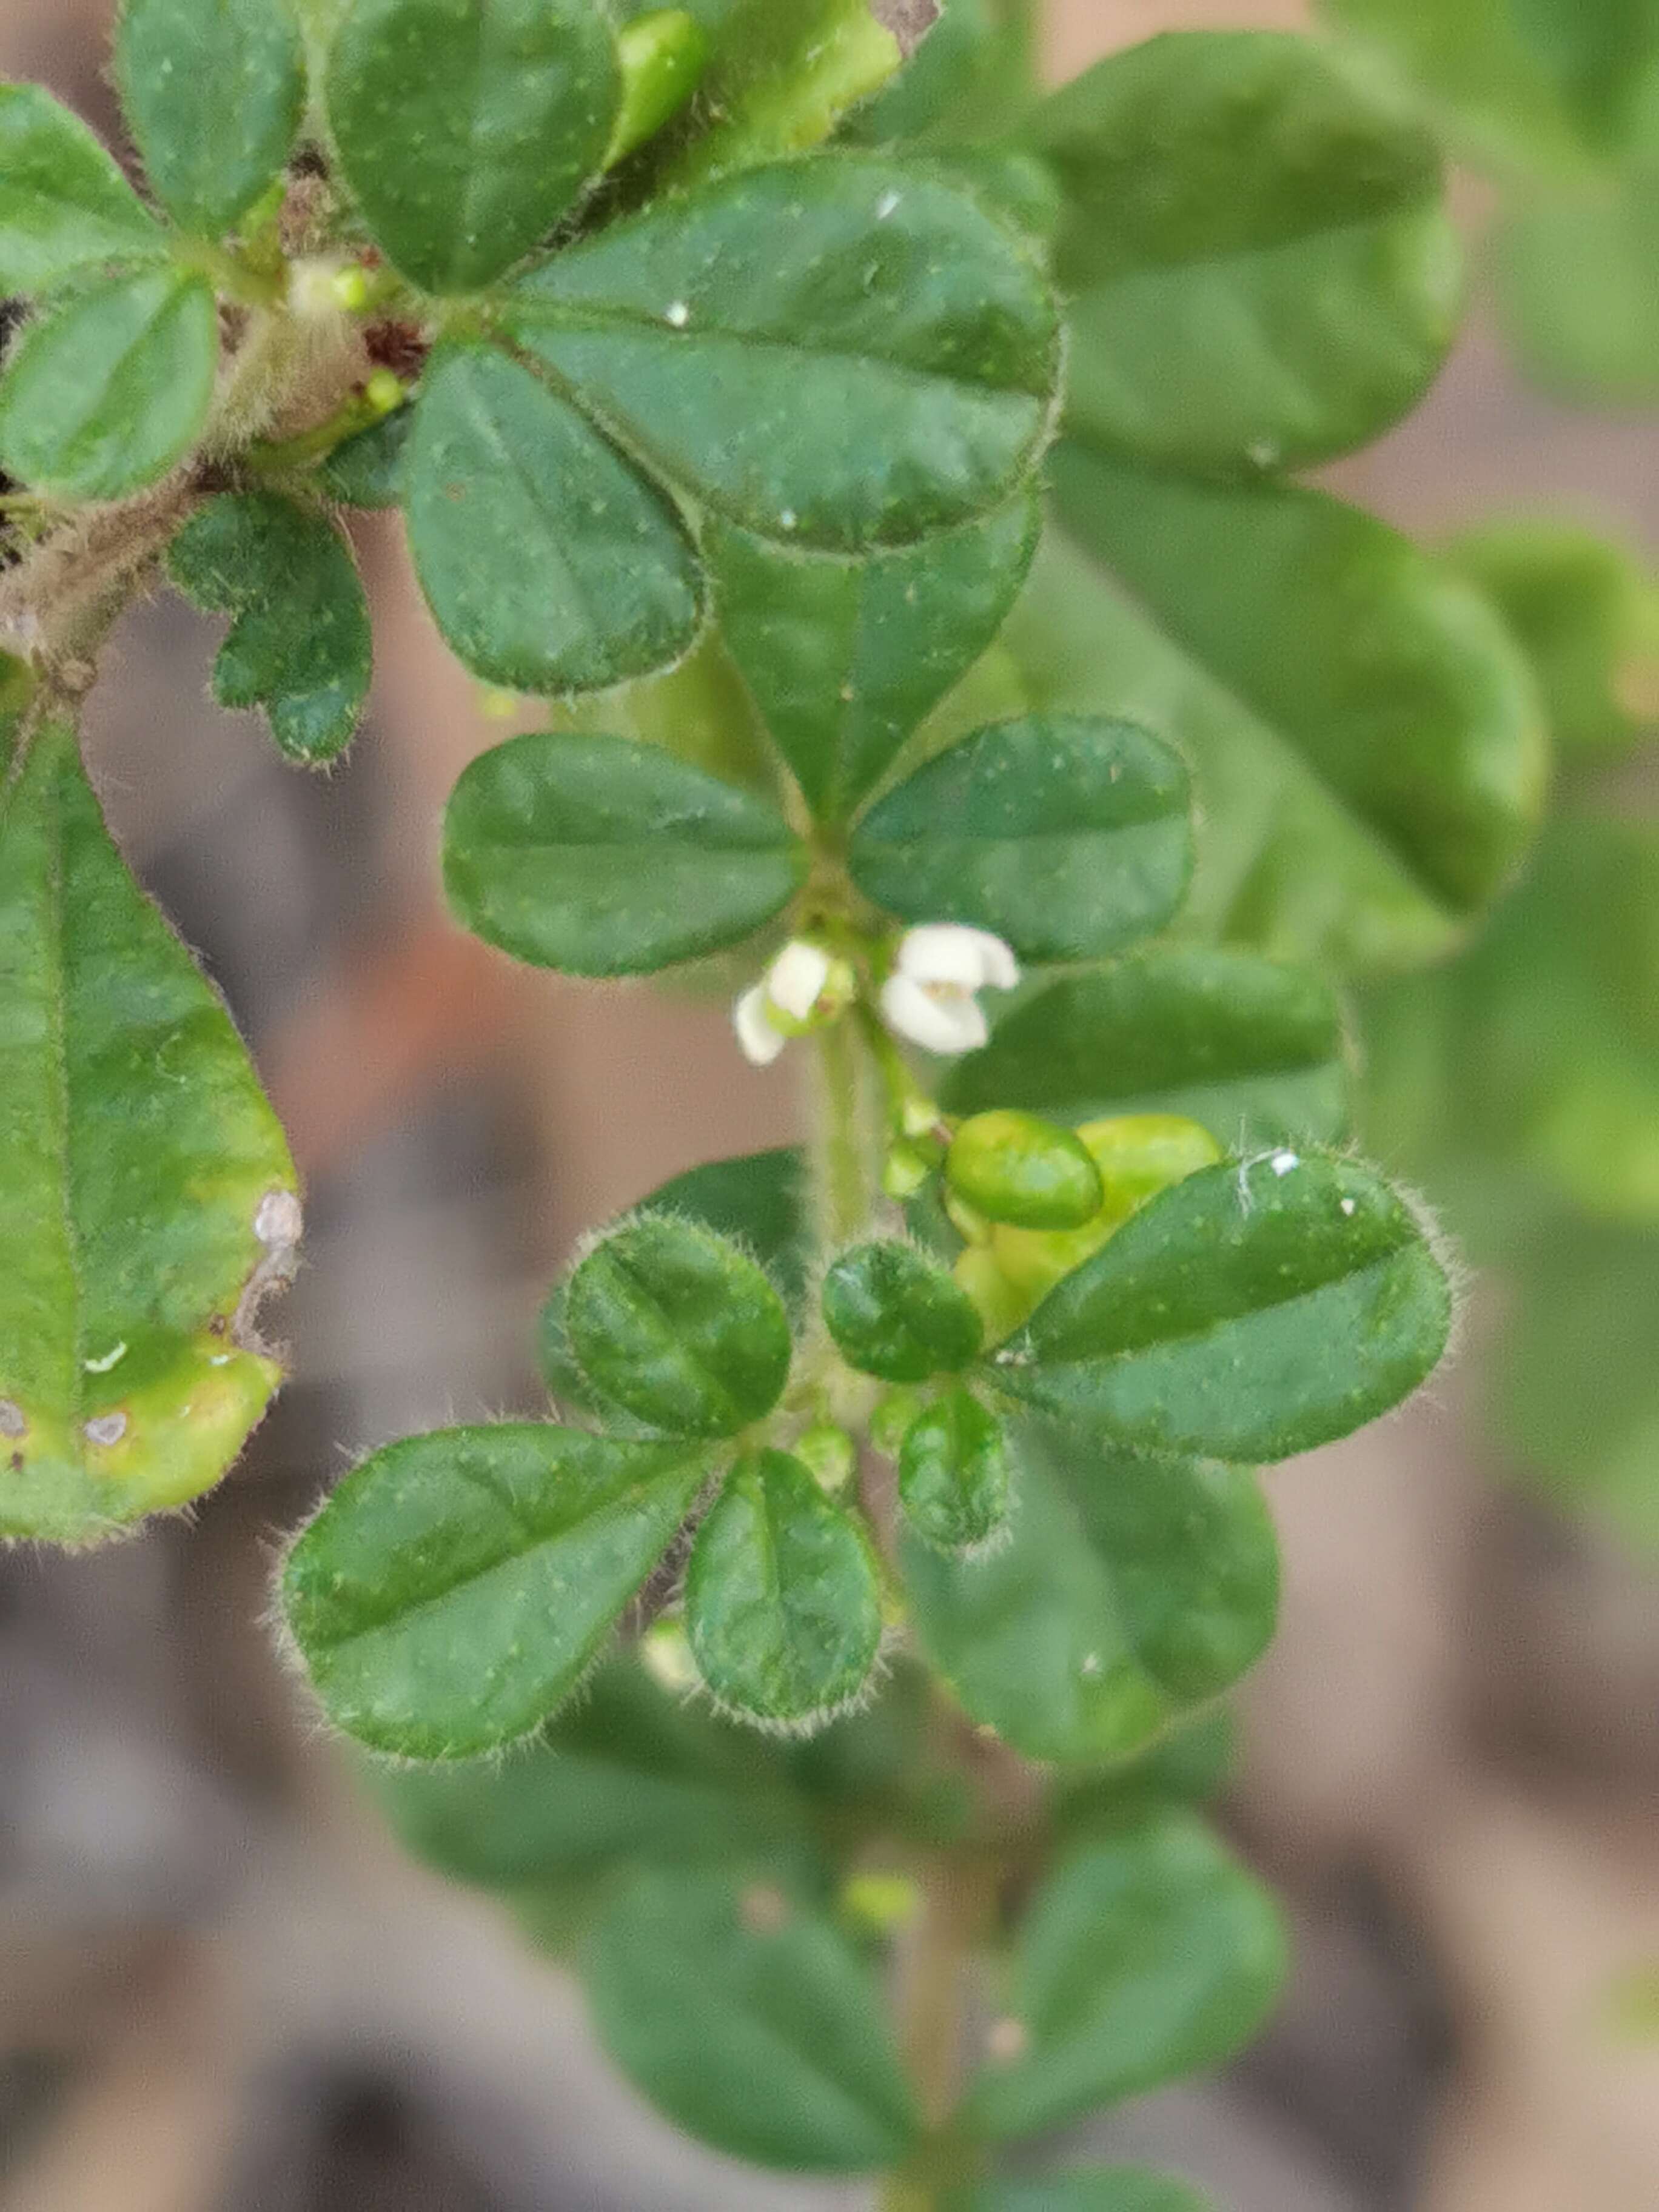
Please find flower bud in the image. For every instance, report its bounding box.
[947,1110,1104,1230]
[868,1388,923,1456]
[839,1871,920,1934]
[796,1420,856,1493]
[882,1141,932,1201]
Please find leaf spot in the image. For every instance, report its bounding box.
[1339,1197,1357,1216]
[663,299,690,327]
[1269,1150,1299,1177]
[0,1399,26,1439]
[986,2015,1028,2063]
[255,1189,304,1253]
[83,1412,128,1447]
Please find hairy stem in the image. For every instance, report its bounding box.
[882,1831,990,2210]
[812,1016,872,1252]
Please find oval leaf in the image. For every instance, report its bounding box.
[1443,518,1659,762]
[371,1654,812,1889]
[0,82,167,295]
[897,1387,1011,1554]
[1032,32,1458,473]
[563,1215,793,1438]
[406,343,703,695]
[0,268,217,501]
[686,1449,883,1728]
[967,1814,1285,2139]
[317,400,413,508]
[585,1865,919,2170]
[280,1423,707,1758]
[992,1152,1452,1463]
[324,0,619,292]
[903,1426,1278,1763]
[115,0,305,238]
[944,947,1352,1152]
[710,492,1039,823]
[442,729,805,976]
[506,156,1061,550]
[167,491,371,765]
[539,1148,810,1417]
[822,1241,984,1382]
[1048,453,1547,968]
[851,712,1193,960]
[0,720,297,1545]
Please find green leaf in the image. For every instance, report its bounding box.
[1496,177,1659,409]
[822,1241,984,1382]
[315,400,412,506]
[280,1423,707,1758]
[0,268,217,501]
[323,0,619,292]
[844,0,1039,148]
[1319,0,1659,170]
[902,1427,1277,1763]
[404,343,703,694]
[1050,450,1548,968]
[896,1386,1010,1553]
[0,82,168,296]
[115,0,305,238]
[686,1448,883,1726]
[959,2170,1211,2212]
[710,492,1038,823]
[1364,818,1659,1226]
[606,8,709,167]
[506,156,1061,550]
[563,1215,793,1437]
[944,947,1352,1151]
[1494,1215,1659,1555]
[166,491,370,765]
[1033,31,1460,474]
[991,1152,1452,1463]
[967,1814,1285,2139]
[585,1864,919,2169]
[659,0,902,187]
[1444,517,1659,760]
[441,729,804,976]
[850,712,1193,960]
[369,1654,812,1888]
[0,719,297,1545]
[538,1148,810,1416]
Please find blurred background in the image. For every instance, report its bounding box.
[1,2,1656,2207]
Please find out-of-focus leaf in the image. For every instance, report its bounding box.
[0,716,295,1544]
[1034,32,1460,473]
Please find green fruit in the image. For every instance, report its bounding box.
[947,1110,1105,1229]
[993,1114,1222,1304]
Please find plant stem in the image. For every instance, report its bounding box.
[881,1833,990,2211]
[812,1016,870,1250]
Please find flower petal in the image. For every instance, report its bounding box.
[766,939,833,1023]
[734,984,786,1065]
[880,973,989,1056]
[897,922,1019,993]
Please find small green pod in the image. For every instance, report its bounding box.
[946,1110,1104,1230]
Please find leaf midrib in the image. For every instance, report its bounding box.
[1017,1237,1414,1372]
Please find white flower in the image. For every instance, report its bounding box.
[732,940,848,1065]
[879,925,1019,1056]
